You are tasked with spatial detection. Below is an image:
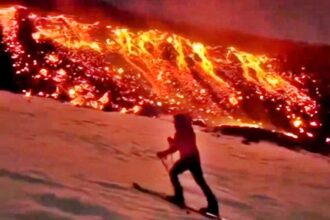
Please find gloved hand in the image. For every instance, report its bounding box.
[156,151,167,159]
[167,137,174,143]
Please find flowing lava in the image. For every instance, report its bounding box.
[0,6,322,140]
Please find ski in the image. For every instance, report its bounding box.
[133,182,225,220]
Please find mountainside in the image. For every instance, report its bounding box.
[1,5,328,152]
[0,91,329,220]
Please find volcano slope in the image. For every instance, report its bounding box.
[1,5,328,152]
[0,91,329,220]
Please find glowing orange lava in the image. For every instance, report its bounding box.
[0,5,321,139]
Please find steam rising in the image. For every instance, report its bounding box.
[107,0,330,44]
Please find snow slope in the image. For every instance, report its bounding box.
[0,91,329,220]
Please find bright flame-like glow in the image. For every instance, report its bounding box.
[0,5,322,140]
[284,132,299,139]
[293,118,303,128]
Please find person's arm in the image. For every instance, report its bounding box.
[156,137,179,158]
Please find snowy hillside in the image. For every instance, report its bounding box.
[0,92,329,220]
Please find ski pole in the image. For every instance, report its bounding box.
[160,157,169,173]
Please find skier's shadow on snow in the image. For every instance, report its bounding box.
[31,193,126,219]
[0,169,64,189]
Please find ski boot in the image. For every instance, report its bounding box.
[200,204,219,218]
[165,195,185,208]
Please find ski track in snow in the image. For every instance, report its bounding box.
[0,91,329,220]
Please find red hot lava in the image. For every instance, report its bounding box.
[0,5,322,141]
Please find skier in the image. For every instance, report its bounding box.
[157,114,219,217]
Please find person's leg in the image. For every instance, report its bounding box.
[189,158,219,215]
[169,157,190,204]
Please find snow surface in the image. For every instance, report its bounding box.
[0,91,329,220]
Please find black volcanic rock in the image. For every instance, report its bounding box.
[0,27,17,92]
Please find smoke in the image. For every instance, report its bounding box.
[105,0,330,45]
[7,0,329,44]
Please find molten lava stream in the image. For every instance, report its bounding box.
[0,5,321,141]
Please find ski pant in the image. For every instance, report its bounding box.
[169,154,218,209]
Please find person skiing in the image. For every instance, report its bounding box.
[157,114,219,217]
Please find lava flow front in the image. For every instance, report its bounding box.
[0,5,322,141]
